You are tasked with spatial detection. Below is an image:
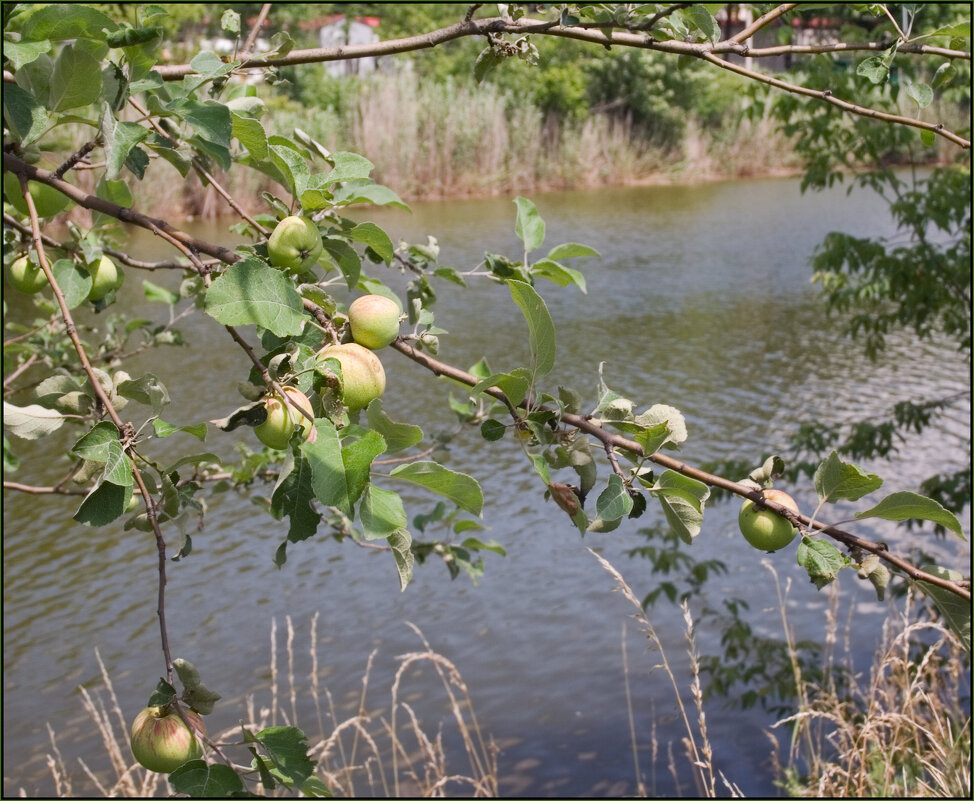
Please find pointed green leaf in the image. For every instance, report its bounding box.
[301,418,350,514]
[366,399,423,453]
[650,470,710,544]
[360,485,407,539]
[596,474,633,521]
[73,479,130,526]
[513,196,545,253]
[390,461,483,516]
[2,83,50,144]
[855,491,964,538]
[231,111,268,160]
[531,259,587,293]
[545,242,600,261]
[71,421,120,461]
[813,450,883,503]
[270,450,320,542]
[204,258,306,337]
[509,280,555,378]
[388,528,414,590]
[342,429,386,508]
[348,222,394,264]
[797,536,851,589]
[916,565,971,652]
[50,44,102,110]
[255,726,315,787]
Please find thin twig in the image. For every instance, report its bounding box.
[17,175,179,687]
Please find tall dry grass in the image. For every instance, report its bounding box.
[764,561,972,798]
[38,616,498,798]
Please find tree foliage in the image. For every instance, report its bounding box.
[2,2,970,794]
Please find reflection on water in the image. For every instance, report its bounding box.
[3,176,969,797]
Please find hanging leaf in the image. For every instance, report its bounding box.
[509,280,556,378]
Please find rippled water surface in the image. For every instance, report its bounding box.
[4,176,970,797]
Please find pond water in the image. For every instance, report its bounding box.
[3,175,970,797]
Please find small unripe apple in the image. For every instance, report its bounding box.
[347,294,401,349]
[86,255,123,301]
[266,215,323,274]
[3,171,72,218]
[130,705,204,774]
[738,489,799,552]
[7,255,49,294]
[316,342,386,412]
[255,387,316,450]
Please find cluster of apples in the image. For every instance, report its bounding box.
[254,216,402,450]
[7,253,123,300]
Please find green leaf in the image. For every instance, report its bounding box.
[589,474,633,530]
[857,55,889,84]
[348,222,394,264]
[50,44,102,111]
[634,404,688,448]
[3,39,51,70]
[204,258,307,337]
[916,565,971,652]
[231,111,268,159]
[480,418,506,441]
[104,118,149,179]
[271,451,320,543]
[905,81,933,109]
[321,238,361,288]
[855,491,964,538]
[545,242,600,261]
[531,259,587,293]
[365,399,423,453]
[73,479,130,527]
[513,196,545,253]
[509,280,555,378]
[684,4,720,43]
[387,528,414,590]
[71,421,120,461]
[797,536,851,589]
[650,470,710,544]
[52,259,92,308]
[142,279,179,304]
[360,484,407,539]
[468,370,531,407]
[390,461,483,516]
[3,401,66,439]
[180,98,232,150]
[331,180,409,209]
[116,374,170,414]
[169,761,245,797]
[813,450,883,503]
[318,151,374,185]
[930,61,956,90]
[18,4,118,41]
[302,419,351,514]
[255,726,316,787]
[474,47,503,83]
[2,83,50,144]
[341,429,386,508]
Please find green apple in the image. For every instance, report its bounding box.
[266,215,323,274]
[3,171,72,218]
[738,489,800,552]
[86,255,123,301]
[254,387,316,450]
[348,294,401,350]
[130,705,205,774]
[7,255,49,294]
[316,342,386,412]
